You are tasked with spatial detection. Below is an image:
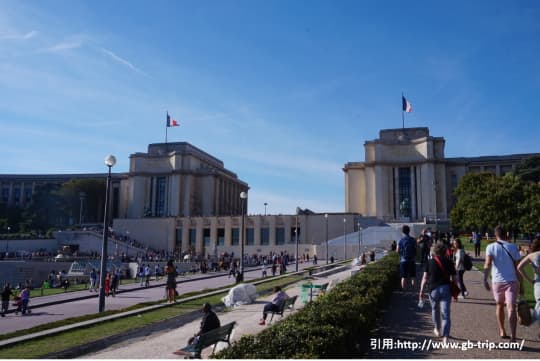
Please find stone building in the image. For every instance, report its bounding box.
[0,142,248,223]
[343,127,538,222]
[120,142,249,218]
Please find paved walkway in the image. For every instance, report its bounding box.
[368,260,540,358]
[0,263,315,334]
[83,267,354,359]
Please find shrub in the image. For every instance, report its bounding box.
[213,253,399,359]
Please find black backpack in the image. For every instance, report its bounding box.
[463,252,473,271]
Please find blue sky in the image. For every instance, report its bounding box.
[1,0,539,215]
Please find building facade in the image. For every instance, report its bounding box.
[119,142,249,218]
[0,142,249,224]
[344,127,539,222]
[113,212,377,257]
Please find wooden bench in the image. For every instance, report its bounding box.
[175,321,236,358]
[268,295,298,324]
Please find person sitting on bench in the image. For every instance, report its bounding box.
[259,286,288,325]
[189,303,221,345]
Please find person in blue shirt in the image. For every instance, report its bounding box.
[396,225,417,290]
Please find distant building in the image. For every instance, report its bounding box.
[0,142,249,223]
[343,127,539,222]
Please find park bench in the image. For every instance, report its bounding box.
[268,295,298,324]
[175,321,236,358]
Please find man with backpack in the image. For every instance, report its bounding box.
[397,225,417,290]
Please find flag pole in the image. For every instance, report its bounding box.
[165,111,168,144]
[401,92,405,128]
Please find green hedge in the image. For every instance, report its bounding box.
[213,252,399,359]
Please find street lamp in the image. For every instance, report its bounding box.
[295,207,300,272]
[324,214,329,264]
[6,226,10,257]
[264,202,268,216]
[239,191,248,282]
[357,222,361,258]
[79,192,86,227]
[343,218,347,260]
[99,154,116,312]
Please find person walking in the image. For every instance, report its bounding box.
[453,238,468,299]
[104,272,111,297]
[20,286,30,315]
[397,225,417,290]
[144,265,151,287]
[110,270,119,297]
[417,229,432,266]
[89,268,97,292]
[1,283,14,317]
[165,259,177,303]
[139,265,145,286]
[473,231,482,258]
[517,237,540,331]
[418,242,456,344]
[483,225,521,341]
[155,264,160,281]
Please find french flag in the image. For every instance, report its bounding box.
[166,112,179,127]
[402,96,412,113]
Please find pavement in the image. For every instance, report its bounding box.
[0,262,317,335]
[82,266,354,359]
[367,254,540,359]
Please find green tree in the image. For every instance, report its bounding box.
[518,181,540,236]
[514,155,540,183]
[450,172,498,233]
[59,179,106,224]
[23,183,65,231]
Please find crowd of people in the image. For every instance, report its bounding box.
[395,224,540,344]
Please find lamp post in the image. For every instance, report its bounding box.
[125,230,129,259]
[357,222,361,258]
[239,191,247,282]
[343,218,347,260]
[264,202,268,216]
[6,226,10,257]
[324,214,328,264]
[99,154,116,312]
[295,207,300,272]
[79,192,86,227]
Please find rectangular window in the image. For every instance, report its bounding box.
[290,227,300,243]
[24,187,32,203]
[175,228,182,249]
[276,227,285,245]
[217,228,225,246]
[2,187,9,203]
[203,228,211,247]
[13,187,20,207]
[398,167,411,217]
[155,177,167,217]
[189,229,197,248]
[231,228,239,246]
[261,228,269,246]
[246,228,254,245]
[451,174,458,189]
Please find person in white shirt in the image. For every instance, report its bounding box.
[453,239,468,298]
[483,225,521,341]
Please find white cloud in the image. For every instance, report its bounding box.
[0,30,37,40]
[42,40,82,53]
[100,47,151,78]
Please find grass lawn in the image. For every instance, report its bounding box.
[0,274,303,358]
